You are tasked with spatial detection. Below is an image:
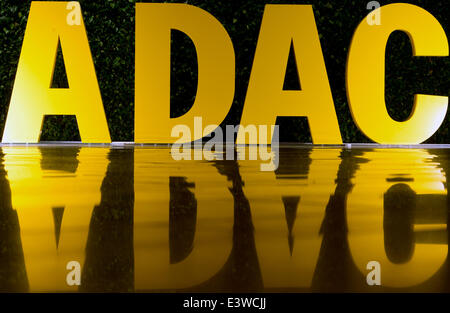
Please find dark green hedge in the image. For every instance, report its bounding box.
[0,0,448,143]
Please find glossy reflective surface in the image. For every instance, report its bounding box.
[0,146,449,292]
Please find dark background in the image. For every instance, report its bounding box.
[0,0,448,143]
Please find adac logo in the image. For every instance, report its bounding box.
[1,2,448,144]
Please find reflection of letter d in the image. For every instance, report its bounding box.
[134,152,234,289]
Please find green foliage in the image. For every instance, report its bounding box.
[0,0,448,143]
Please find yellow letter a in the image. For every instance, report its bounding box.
[238,5,342,145]
[2,1,111,143]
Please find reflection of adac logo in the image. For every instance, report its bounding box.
[1,147,448,291]
[1,2,448,145]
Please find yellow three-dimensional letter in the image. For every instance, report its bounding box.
[135,3,235,143]
[347,3,448,144]
[2,1,111,143]
[238,5,342,145]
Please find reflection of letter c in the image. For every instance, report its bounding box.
[383,184,415,264]
[347,150,447,288]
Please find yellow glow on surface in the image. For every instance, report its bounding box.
[347,149,447,288]
[134,149,234,289]
[239,149,341,288]
[3,147,109,291]
[0,146,448,292]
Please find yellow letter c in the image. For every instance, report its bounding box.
[347,3,448,144]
